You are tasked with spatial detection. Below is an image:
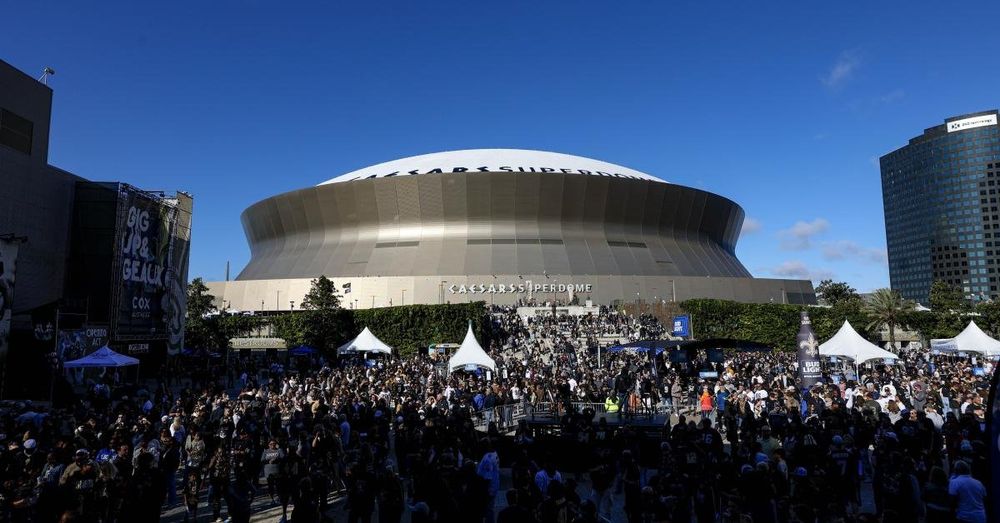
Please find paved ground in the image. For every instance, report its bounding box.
[161,467,875,523]
[160,406,875,522]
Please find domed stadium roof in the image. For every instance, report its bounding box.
[318,148,665,185]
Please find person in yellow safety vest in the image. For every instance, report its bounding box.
[605,394,620,413]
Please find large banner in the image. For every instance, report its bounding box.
[115,187,178,340]
[57,327,109,362]
[163,193,192,355]
[796,310,822,388]
[0,237,20,379]
[990,364,1000,521]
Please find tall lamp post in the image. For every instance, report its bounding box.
[289,300,295,312]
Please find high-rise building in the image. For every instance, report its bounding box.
[881,110,1000,303]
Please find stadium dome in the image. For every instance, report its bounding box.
[209,149,815,309]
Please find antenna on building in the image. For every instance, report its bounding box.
[38,67,55,85]
[225,261,230,281]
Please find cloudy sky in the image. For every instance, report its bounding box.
[4,2,998,292]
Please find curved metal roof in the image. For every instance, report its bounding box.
[318,148,665,185]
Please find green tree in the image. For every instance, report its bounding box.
[187,278,216,318]
[928,280,969,312]
[864,288,911,351]
[301,276,341,311]
[815,280,861,307]
[976,300,1000,338]
[185,278,221,349]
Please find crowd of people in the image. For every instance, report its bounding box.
[0,305,992,523]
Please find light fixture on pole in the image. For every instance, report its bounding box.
[38,67,55,85]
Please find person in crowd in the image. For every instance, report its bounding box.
[0,303,991,523]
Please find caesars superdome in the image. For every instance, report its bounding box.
[208,149,815,309]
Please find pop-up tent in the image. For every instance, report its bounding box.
[448,322,496,373]
[931,320,1000,356]
[63,346,140,368]
[819,321,898,364]
[290,345,318,357]
[337,327,393,356]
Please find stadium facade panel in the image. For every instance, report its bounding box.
[209,150,815,308]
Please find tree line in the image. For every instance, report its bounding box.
[680,279,1000,351]
[184,276,489,357]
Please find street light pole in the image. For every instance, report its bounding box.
[401,289,405,306]
[275,290,280,311]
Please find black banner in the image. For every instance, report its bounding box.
[989,364,1000,521]
[796,311,822,388]
[0,237,21,392]
[57,327,109,362]
[114,188,177,339]
[162,193,192,355]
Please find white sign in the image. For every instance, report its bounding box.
[946,114,997,133]
[230,337,287,349]
[448,281,593,295]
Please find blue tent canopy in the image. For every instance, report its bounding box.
[290,345,317,356]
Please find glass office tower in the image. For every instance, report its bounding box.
[881,110,1000,303]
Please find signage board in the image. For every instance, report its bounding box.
[0,237,20,382]
[57,328,110,361]
[229,337,287,349]
[449,281,592,295]
[672,315,690,337]
[946,114,997,133]
[127,343,150,354]
[114,187,176,339]
[796,311,822,388]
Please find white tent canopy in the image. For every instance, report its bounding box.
[337,327,393,356]
[819,320,899,364]
[63,346,139,368]
[448,322,497,373]
[930,320,1000,356]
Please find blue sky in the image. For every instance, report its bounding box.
[4,2,998,292]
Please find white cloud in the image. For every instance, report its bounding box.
[822,50,862,88]
[821,240,888,265]
[741,217,762,236]
[879,88,905,103]
[778,218,829,250]
[769,260,835,282]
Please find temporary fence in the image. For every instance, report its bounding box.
[471,399,705,433]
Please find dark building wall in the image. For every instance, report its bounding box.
[881,110,1000,303]
[0,60,78,317]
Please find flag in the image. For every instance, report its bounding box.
[343,282,351,294]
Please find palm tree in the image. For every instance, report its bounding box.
[864,288,911,352]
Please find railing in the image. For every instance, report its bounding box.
[471,399,705,432]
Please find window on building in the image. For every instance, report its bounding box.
[0,108,33,155]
